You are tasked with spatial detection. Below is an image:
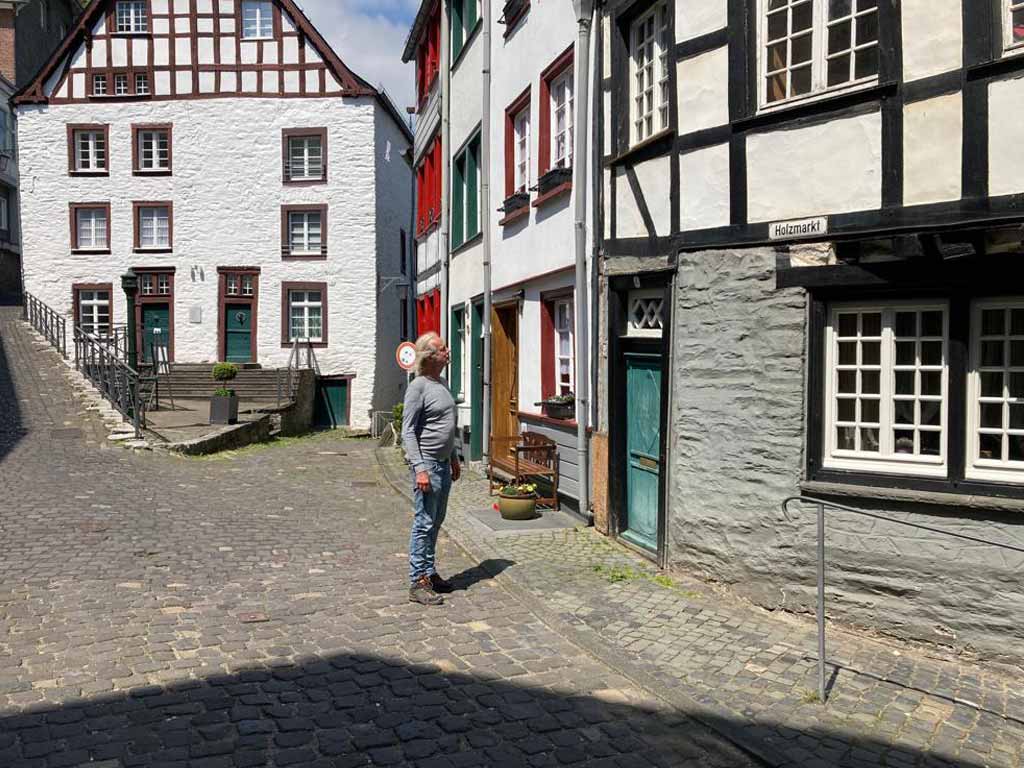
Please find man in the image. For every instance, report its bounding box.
[402,332,462,605]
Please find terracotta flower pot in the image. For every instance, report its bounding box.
[498,494,537,520]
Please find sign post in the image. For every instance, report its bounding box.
[396,341,417,373]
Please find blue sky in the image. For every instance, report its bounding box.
[298,0,420,114]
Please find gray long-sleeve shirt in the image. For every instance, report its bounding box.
[402,375,460,473]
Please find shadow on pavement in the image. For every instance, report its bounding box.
[0,651,988,767]
[447,558,516,592]
[0,325,25,464]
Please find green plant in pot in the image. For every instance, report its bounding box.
[210,362,239,425]
[537,392,575,420]
[497,482,538,521]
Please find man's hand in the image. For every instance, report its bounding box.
[415,470,431,493]
[451,458,461,482]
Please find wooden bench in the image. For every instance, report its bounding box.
[488,432,560,510]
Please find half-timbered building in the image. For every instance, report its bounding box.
[13,0,413,428]
[596,0,1024,657]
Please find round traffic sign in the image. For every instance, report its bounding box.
[396,341,417,371]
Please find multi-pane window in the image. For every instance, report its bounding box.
[93,75,107,96]
[78,290,111,337]
[451,0,479,61]
[75,207,108,250]
[551,69,574,169]
[513,106,530,193]
[140,273,171,295]
[1008,0,1024,48]
[288,211,322,254]
[241,0,273,39]
[969,303,1024,478]
[451,134,481,249]
[630,2,669,144]
[625,289,664,338]
[287,135,324,181]
[762,0,879,107]
[137,129,170,171]
[825,304,947,475]
[555,299,574,396]
[114,73,129,95]
[73,130,107,172]
[116,1,148,33]
[138,205,170,248]
[289,290,323,342]
[136,73,150,95]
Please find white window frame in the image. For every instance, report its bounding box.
[966,299,1024,482]
[513,105,530,193]
[115,1,148,33]
[757,0,880,111]
[288,211,322,255]
[624,288,664,338]
[138,205,170,249]
[554,298,575,396]
[93,74,107,96]
[550,68,574,169]
[114,73,129,96]
[74,130,107,172]
[78,290,111,337]
[823,301,949,477]
[241,0,273,39]
[137,129,169,171]
[158,273,171,294]
[75,207,108,250]
[289,290,323,342]
[135,73,150,95]
[1006,0,1024,53]
[629,2,669,145]
[287,135,324,181]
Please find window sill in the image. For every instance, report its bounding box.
[800,479,1024,514]
[69,170,109,177]
[111,31,151,37]
[72,248,111,255]
[133,169,172,177]
[282,252,328,260]
[283,177,327,186]
[609,129,673,168]
[281,341,328,349]
[532,181,572,208]
[416,219,440,240]
[241,35,274,42]
[134,247,172,253]
[499,206,529,227]
[451,231,483,257]
[734,81,895,132]
[518,410,576,430]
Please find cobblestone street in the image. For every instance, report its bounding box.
[0,305,759,767]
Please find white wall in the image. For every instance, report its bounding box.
[989,75,1024,199]
[17,95,404,428]
[903,93,962,206]
[902,0,963,82]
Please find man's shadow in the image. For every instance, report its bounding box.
[446,558,516,591]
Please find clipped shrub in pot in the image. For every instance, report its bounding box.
[210,363,239,425]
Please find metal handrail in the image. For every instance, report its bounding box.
[280,338,320,405]
[73,326,146,437]
[22,292,67,358]
[780,495,1024,704]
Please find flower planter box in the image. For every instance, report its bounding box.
[210,393,239,425]
[538,400,574,420]
[502,192,530,214]
[498,493,537,520]
[537,166,572,196]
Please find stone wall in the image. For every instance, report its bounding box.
[667,247,1024,662]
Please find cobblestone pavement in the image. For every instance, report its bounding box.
[0,305,760,767]
[376,449,1024,768]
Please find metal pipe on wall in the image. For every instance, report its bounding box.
[480,0,493,465]
[440,0,451,344]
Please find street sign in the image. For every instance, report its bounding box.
[396,341,417,371]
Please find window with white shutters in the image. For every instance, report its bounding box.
[242,0,273,39]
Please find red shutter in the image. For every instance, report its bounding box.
[540,300,555,400]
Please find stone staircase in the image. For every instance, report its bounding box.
[156,364,291,403]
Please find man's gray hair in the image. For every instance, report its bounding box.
[414,332,443,375]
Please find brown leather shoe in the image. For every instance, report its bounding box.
[430,573,454,593]
[409,575,444,605]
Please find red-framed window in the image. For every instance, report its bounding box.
[541,290,575,401]
[503,87,531,199]
[539,44,575,177]
[416,135,442,237]
[416,288,441,337]
[415,2,441,106]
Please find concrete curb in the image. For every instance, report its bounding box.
[373,446,790,768]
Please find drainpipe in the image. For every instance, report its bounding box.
[480,0,493,465]
[440,0,451,343]
[572,0,594,518]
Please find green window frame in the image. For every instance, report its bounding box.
[450,305,465,398]
[451,132,481,250]
[451,0,479,63]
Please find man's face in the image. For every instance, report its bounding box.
[430,338,450,367]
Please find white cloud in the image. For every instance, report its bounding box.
[296,0,418,114]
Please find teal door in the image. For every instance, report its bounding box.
[225,304,253,363]
[314,379,349,428]
[141,303,170,364]
[622,353,662,552]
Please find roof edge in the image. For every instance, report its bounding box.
[401,0,438,63]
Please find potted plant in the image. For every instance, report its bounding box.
[497,482,538,520]
[537,166,573,196]
[537,392,575,420]
[210,362,239,425]
[501,191,530,214]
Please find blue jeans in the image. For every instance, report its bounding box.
[409,459,452,583]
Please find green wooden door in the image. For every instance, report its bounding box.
[314,379,349,428]
[470,301,483,460]
[225,304,252,363]
[622,353,661,552]
[141,303,170,364]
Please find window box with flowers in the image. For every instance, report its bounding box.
[536,166,572,197]
[536,392,575,420]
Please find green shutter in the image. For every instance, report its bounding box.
[464,0,477,34]
[451,150,465,249]
[450,307,464,398]
[451,0,464,61]
[465,135,479,239]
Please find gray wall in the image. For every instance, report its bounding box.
[667,247,1024,663]
[519,415,579,503]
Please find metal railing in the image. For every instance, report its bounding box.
[371,410,395,439]
[276,339,321,407]
[781,495,1024,704]
[74,327,146,438]
[22,292,67,358]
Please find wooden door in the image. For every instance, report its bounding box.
[140,303,170,363]
[490,304,520,447]
[225,304,253,363]
[622,352,661,552]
